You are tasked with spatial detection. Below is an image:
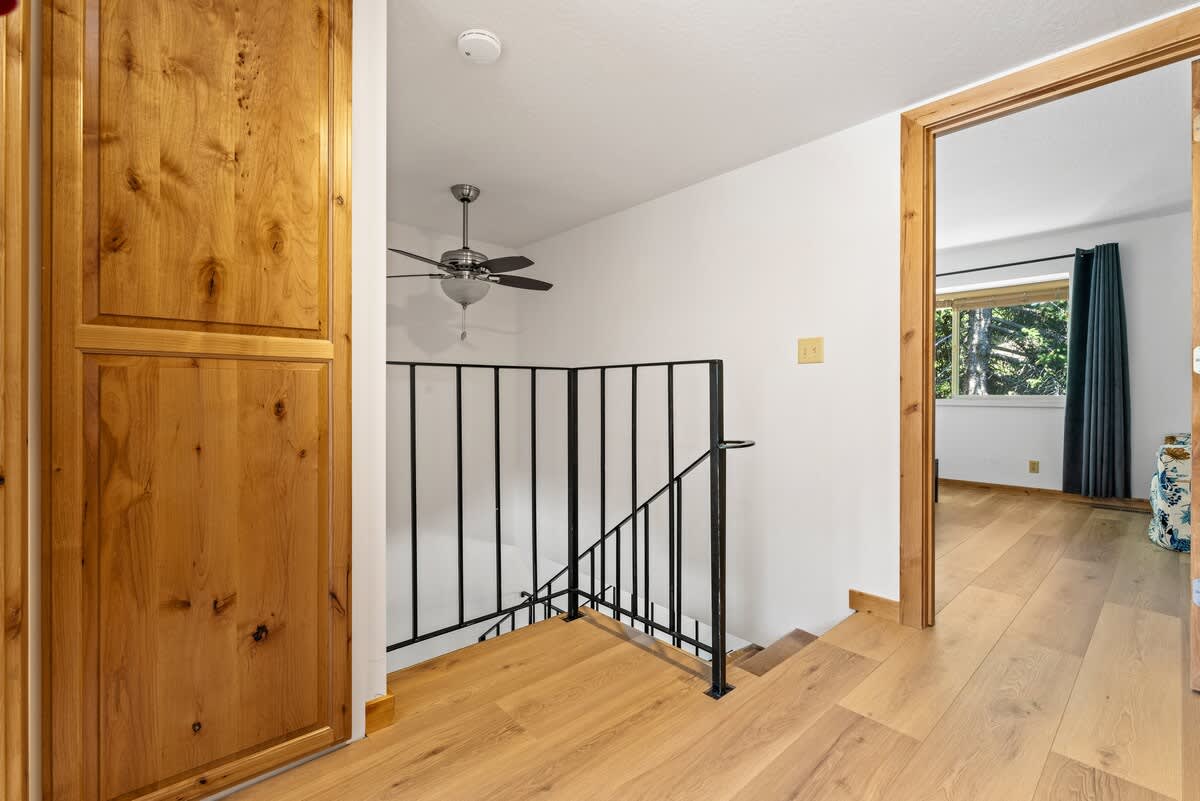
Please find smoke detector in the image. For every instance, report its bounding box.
[457,29,502,64]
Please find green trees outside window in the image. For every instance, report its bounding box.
[934,281,1069,399]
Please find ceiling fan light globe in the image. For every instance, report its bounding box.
[441,277,490,307]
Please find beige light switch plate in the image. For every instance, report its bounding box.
[797,337,824,364]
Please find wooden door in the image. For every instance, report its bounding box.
[2,3,30,800]
[42,2,352,801]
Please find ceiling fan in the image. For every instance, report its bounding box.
[387,183,551,299]
[388,185,550,339]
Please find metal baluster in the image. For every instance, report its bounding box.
[630,366,638,621]
[494,367,502,613]
[677,478,683,650]
[707,360,730,698]
[589,549,596,609]
[631,516,638,625]
[643,505,650,634]
[530,369,538,626]
[599,368,607,616]
[616,520,622,623]
[667,364,677,646]
[566,369,581,620]
[456,366,465,625]
[410,365,419,640]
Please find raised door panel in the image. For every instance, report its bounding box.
[92,357,327,801]
[93,0,327,333]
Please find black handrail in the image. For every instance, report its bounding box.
[386,358,753,699]
[478,450,711,641]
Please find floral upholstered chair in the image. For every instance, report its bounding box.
[1148,432,1191,553]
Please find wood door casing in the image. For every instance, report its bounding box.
[43,2,352,800]
[2,2,30,800]
[1193,60,1200,693]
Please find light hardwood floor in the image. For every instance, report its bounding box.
[231,486,1193,801]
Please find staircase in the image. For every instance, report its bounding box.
[385,357,755,699]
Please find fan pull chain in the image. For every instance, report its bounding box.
[460,304,469,341]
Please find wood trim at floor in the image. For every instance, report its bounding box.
[848,590,901,623]
[937,478,1151,513]
[364,693,396,736]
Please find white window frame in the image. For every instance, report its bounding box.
[934,278,1069,404]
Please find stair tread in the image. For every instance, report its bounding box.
[386,611,624,719]
[737,629,818,676]
[728,644,764,666]
[576,610,761,685]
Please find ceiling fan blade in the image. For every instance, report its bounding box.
[386,273,445,279]
[493,274,552,291]
[480,255,534,273]
[387,247,449,271]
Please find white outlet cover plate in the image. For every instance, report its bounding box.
[1194,346,1200,374]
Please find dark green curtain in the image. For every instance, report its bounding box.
[1062,244,1130,497]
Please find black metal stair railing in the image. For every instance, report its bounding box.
[477,450,710,642]
[384,358,753,699]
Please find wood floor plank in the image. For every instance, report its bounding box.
[231,701,528,801]
[738,629,818,676]
[1007,556,1117,658]
[1063,510,1129,565]
[465,669,724,801]
[1106,522,1188,618]
[1053,603,1182,799]
[728,705,920,801]
[935,496,1006,559]
[1032,753,1176,801]
[1026,500,1094,539]
[494,630,699,739]
[973,533,1070,598]
[595,642,879,801]
[386,611,625,720]
[461,644,844,801]
[885,636,1081,801]
[841,585,1025,740]
[935,498,1052,610]
[819,611,917,662]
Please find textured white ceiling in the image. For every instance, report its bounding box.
[937,60,1191,249]
[388,0,1194,248]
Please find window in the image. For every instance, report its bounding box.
[934,279,1069,399]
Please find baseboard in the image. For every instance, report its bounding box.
[364,693,396,735]
[848,589,900,622]
[937,478,1150,512]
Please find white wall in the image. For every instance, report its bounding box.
[513,114,902,642]
[935,211,1191,495]
[350,0,388,741]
